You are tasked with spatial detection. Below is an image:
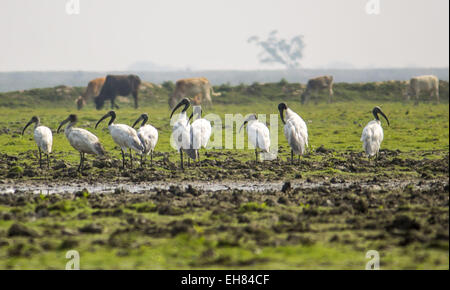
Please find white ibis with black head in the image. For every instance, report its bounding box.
[239,114,270,163]
[95,110,144,169]
[57,114,106,172]
[278,103,309,164]
[361,106,390,158]
[188,108,212,161]
[170,98,195,169]
[22,116,53,169]
[132,113,158,166]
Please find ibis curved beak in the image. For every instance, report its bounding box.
[134,114,148,128]
[132,115,144,129]
[57,118,69,134]
[170,99,190,119]
[278,108,285,125]
[22,120,34,136]
[95,112,113,129]
[187,112,194,125]
[239,121,248,133]
[379,110,390,126]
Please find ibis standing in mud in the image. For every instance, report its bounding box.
[278,103,309,164]
[170,98,194,169]
[132,113,158,166]
[361,106,390,159]
[22,116,53,169]
[188,108,212,162]
[239,114,270,163]
[57,114,106,172]
[96,111,144,169]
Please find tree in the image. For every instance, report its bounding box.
[248,30,305,69]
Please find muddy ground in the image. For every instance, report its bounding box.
[0,147,448,269]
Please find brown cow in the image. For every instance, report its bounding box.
[76,77,106,110]
[301,75,334,104]
[169,77,221,109]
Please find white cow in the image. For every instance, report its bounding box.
[406,75,440,104]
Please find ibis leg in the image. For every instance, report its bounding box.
[47,154,50,169]
[38,147,42,168]
[140,154,144,168]
[77,152,83,172]
[121,149,125,169]
[255,149,258,163]
[129,149,133,169]
[291,150,294,164]
[180,150,184,170]
[150,151,153,165]
[197,150,201,162]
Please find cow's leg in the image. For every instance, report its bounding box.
[133,90,139,109]
[313,89,319,105]
[301,92,309,104]
[328,86,334,103]
[433,89,440,104]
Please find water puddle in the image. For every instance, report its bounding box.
[0,179,430,195]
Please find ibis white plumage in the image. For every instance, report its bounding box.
[57,114,106,172]
[22,116,53,168]
[95,111,144,169]
[132,113,159,166]
[239,114,270,162]
[278,103,308,164]
[188,108,212,161]
[361,106,390,158]
[170,98,193,169]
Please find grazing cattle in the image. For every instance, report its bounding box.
[406,75,440,104]
[301,75,334,104]
[94,75,141,110]
[76,77,106,110]
[169,77,220,109]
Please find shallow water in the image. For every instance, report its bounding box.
[0,179,432,195]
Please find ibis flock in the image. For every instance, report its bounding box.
[21,102,390,172]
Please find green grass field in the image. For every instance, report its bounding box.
[0,81,448,269]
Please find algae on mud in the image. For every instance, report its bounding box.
[0,82,448,269]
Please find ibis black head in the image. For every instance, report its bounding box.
[57,114,78,133]
[239,114,258,133]
[132,113,149,128]
[170,98,190,119]
[95,111,116,129]
[22,116,40,135]
[278,103,288,124]
[372,106,390,126]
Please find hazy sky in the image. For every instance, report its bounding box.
[0,0,448,71]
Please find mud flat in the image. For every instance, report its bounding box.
[0,175,448,269]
